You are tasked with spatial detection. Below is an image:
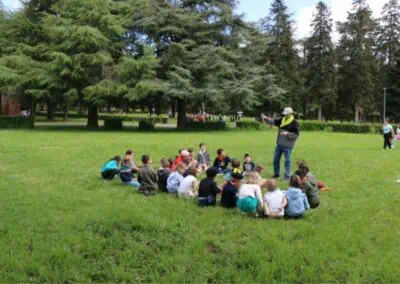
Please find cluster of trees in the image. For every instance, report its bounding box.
[0,0,400,127]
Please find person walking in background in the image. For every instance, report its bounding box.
[392,123,400,149]
[382,119,395,150]
[261,107,300,181]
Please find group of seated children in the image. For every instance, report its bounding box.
[101,144,325,218]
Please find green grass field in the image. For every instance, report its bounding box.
[0,129,399,282]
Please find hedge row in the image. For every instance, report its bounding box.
[299,120,381,134]
[0,116,34,129]
[183,121,227,131]
[37,112,168,123]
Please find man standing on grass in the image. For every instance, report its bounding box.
[261,107,300,181]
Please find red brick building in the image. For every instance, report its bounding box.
[0,95,21,116]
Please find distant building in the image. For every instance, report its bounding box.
[0,95,21,116]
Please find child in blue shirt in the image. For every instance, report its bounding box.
[101,156,121,180]
[284,175,310,218]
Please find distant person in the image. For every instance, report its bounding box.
[295,161,320,209]
[393,123,400,149]
[284,175,310,218]
[198,167,221,207]
[213,148,231,174]
[197,143,211,170]
[138,155,158,196]
[382,119,395,150]
[178,166,198,198]
[261,107,300,180]
[221,173,244,209]
[167,163,186,194]
[243,153,255,175]
[20,108,28,118]
[264,179,287,218]
[157,158,171,193]
[120,155,140,188]
[237,172,264,216]
[101,156,121,181]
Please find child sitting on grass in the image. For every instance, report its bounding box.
[224,159,241,180]
[157,158,171,193]
[167,163,186,194]
[264,179,287,218]
[243,154,255,175]
[284,175,310,218]
[237,172,264,217]
[120,155,141,188]
[178,166,199,198]
[213,148,232,174]
[124,149,139,172]
[295,160,320,209]
[138,155,158,196]
[101,156,121,181]
[221,173,244,209]
[198,167,221,207]
[255,164,267,188]
[197,143,211,170]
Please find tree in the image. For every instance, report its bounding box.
[261,0,303,110]
[336,0,379,122]
[305,1,336,120]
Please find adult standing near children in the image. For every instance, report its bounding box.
[382,119,395,150]
[261,107,300,181]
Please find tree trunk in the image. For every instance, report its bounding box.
[354,104,358,123]
[31,100,37,121]
[63,103,68,121]
[318,104,323,121]
[47,100,54,120]
[87,104,99,128]
[78,100,83,116]
[106,103,111,113]
[0,95,3,115]
[177,99,186,129]
[171,100,176,118]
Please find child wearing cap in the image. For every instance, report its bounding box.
[198,167,221,207]
[221,172,244,209]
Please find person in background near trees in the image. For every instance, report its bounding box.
[221,173,244,209]
[264,179,287,218]
[138,155,158,196]
[101,156,121,181]
[261,107,300,181]
[284,175,310,218]
[157,158,171,193]
[120,154,141,188]
[167,163,186,194]
[178,166,199,198]
[382,119,395,150]
[237,172,264,217]
[198,167,221,207]
[213,148,232,174]
[243,153,255,175]
[295,161,320,209]
[394,123,400,149]
[197,143,211,170]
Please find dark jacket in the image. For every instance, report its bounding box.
[198,178,221,198]
[272,118,300,149]
[303,172,320,209]
[157,168,171,193]
[221,182,238,208]
[213,156,231,170]
[138,165,158,192]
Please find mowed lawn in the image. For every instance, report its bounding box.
[0,129,399,282]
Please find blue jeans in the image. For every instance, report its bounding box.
[273,145,292,179]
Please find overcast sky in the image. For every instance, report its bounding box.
[3,0,385,40]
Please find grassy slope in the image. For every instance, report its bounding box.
[0,130,399,282]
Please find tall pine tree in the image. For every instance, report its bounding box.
[305,1,336,120]
[337,0,379,122]
[261,0,303,110]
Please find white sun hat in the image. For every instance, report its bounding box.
[282,107,294,115]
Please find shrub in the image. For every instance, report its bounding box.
[138,120,155,131]
[104,119,123,130]
[236,121,264,130]
[184,121,227,131]
[299,121,326,132]
[329,123,371,134]
[0,116,34,129]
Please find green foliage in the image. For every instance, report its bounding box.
[0,116,34,129]
[299,120,379,133]
[138,119,155,131]
[183,121,227,131]
[104,118,123,130]
[236,121,265,130]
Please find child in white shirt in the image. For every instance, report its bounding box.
[178,167,198,198]
[237,172,264,216]
[264,179,287,218]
